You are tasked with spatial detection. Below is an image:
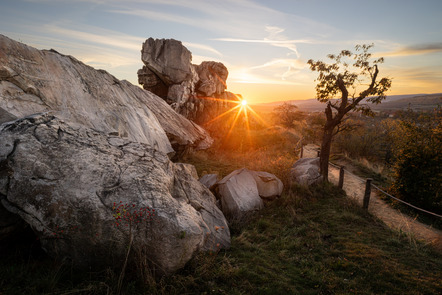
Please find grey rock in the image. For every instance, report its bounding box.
[217,168,263,219]
[290,157,322,186]
[251,171,283,199]
[141,38,193,86]
[199,174,220,190]
[0,201,27,240]
[195,61,228,97]
[0,34,212,155]
[0,114,229,275]
[137,38,237,126]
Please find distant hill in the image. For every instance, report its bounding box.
[371,94,442,111]
[251,93,442,113]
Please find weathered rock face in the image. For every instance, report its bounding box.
[0,114,229,274]
[138,38,238,126]
[290,157,322,186]
[195,61,228,97]
[199,174,220,191]
[250,171,284,199]
[140,38,193,86]
[217,168,264,219]
[0,34,212,155]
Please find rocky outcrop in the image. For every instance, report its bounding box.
[290,157,322,186]
[195,61,228,97]
[140,38,193,86]
[0,34,212,155]
[217,168,264,219]
[199,174,220,191]
[138,38,238,126]
[250,171,284,199]
[210,168,284,219]
[0,114,229,274]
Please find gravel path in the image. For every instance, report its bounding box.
[302,144,442,252]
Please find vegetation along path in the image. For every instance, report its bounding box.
[302,144,442,252]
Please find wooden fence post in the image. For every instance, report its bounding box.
[338,166,345,189]
[363,178,372,210]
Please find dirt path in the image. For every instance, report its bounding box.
[302,144,442,252]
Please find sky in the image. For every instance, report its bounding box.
[1,0,442,104]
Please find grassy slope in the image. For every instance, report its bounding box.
[158,184,441,295]
[1,128,441,294]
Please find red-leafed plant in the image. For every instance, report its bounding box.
[111,201,156,293]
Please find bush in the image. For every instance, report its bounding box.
[390,108,442,214]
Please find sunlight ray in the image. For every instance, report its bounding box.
[204,104,241,125]
[243,105,253,148]
[197,95,241,104]
[246,105,269,127]
[225,105,243,139]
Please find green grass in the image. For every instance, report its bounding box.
[329,154,442,230]
[156,184,441,295]
[2,184,441,294]
[1,128,441,294]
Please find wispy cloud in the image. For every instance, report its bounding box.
[380,43,442,57]
[250,58,306,80]
[43,24,143,51]
[183,42,223,57]
[214,37,313,45]
[229,70,303,85]
[216,25,310,84]
[214,25,315,59]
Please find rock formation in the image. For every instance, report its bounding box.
[0,34,212,156]
[290,157,322,186]
[138,38,238,126]
[250,171,284,199]
[0,113,229,274]
[199,174,220,191]
[0,35,229,275]
[216,168,283,219]
[217,169,264,219]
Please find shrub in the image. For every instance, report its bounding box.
[390,108,442,214]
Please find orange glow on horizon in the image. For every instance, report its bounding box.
[200,93,269,149]
[197,95,240,104]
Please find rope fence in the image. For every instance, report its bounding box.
[299,146,442,219]
[328,160,442,219]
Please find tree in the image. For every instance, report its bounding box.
[390,108,442,214]
[273,102,304,128]
[308,44,392,181]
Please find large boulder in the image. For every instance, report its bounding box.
[0,34,212,155]
[217,168,264,219]
[251,171,283,199]
[290,157,322,186]
[138,38,238,126]
[140,38,193,86]
[0,114,229,275]
[195,61,228,97]
[199,174,220,191]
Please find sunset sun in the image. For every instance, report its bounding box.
[241,99,247,106]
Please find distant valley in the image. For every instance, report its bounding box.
[251,93,442,113]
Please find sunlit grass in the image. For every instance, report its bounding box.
[2,108,441,294]
[157,184,442,295]
[2,146,441,294]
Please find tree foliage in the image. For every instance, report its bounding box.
[308,44,392,180]
[390,108,442,214]
[272,102,304,129]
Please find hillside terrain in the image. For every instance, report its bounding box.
[1,35,440,294]
[251,93,442,113]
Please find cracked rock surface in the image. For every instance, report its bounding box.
[0,34,213,155]
[0,114,229,274]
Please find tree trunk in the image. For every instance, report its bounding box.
[320,127,334,182]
